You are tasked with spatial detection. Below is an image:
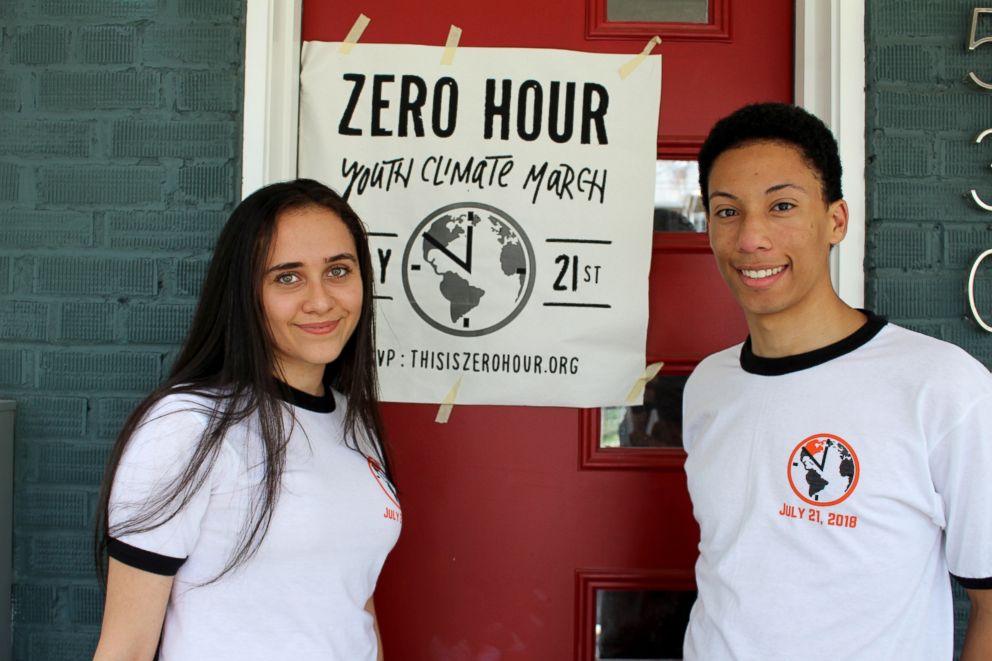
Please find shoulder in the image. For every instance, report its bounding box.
[144,389,218,419]
[867,325,992,436]
[123,389,226,462]
[871,324,991,389]
[135,390,219,435]
[686,343,745,389]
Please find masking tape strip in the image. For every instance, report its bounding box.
[624,361,664,404]
[435,375,464,424]
[338,13,371,54]
[618,36,661,80]
[441,25,462,65]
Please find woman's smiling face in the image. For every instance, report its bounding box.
[261,205,363,393]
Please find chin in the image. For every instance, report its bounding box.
[735,294,789,318]
[311,349,345,366]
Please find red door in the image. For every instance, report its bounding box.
[301,2,792,658]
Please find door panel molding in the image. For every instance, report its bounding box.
[585,0,731,42]
[579,407,687,471]
[658,135,705,160]
[241,0,302,194]
[574,568,697,660]
[795,0,866,308]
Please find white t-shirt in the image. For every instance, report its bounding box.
[682,313,992,661]
[109,387,401,661]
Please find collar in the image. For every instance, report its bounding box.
[739,310,888,376]
[277,383,336,413]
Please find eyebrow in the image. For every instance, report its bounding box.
[265,253,358,273]
[708,182,808,202]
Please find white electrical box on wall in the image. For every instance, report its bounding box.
[0,400,13,661]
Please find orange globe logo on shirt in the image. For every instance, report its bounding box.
[368,457,400,509]
[787,433,860,507]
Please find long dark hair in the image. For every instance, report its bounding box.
[95,179,390,583]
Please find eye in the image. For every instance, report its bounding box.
[713,208,738,218]
[274,272,300,285]
[771,201,796,212]
[327,264,353,279]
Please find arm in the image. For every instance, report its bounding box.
[92,558,174,661]
[366,597,384,661]
[961,588,992,661]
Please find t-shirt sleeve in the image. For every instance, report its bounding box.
[930,389,992,589]
[108,397,216,575]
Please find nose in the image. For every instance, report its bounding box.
[735,211,772,254]
[301,280,334,314]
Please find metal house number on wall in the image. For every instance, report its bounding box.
[966,8,992,332]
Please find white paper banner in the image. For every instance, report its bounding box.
[299,42,660,407]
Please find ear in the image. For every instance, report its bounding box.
[827,199,849,246]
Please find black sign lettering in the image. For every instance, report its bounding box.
[432,77,458,138]
[398,75,427,137]
[581,83,609,145]
[548,81,576,144]
[338,73,365,136]
[370,74,395,137]
[484,79,512,140]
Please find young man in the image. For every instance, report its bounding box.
[682,103,992,660]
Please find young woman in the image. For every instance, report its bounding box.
[93,179,400,661]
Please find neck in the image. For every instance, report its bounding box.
[746,293,866,358]
[274,366,325,397]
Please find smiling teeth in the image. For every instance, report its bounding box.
[741,266,785,279]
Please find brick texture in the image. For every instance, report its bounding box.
[867,0,992,365]
[37,71,160,111]
[77,25,137,65]
[0,162,23,202]
[33,0,158,19]
[0,1,245,655]
[0,121,94,158]
[0,210,93,249]
[0,349,25,386]
[0,72,22,111]
[37,166,164,206]
[20,442,108,484]
[105,210,225,251]
[866,4,990,652]
[33,256,157,296]
[15,489,92,530]
[176,70,239,111]
[111,120,236,159]
[59,302,117,343]
[10,25,68,65]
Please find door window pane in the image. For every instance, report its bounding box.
[601,374,688,448]
[654,161,705,232]
[607,0,709,23]
[597,589,696,659]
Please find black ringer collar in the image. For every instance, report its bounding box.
[740,310,888,376]
[278,382,336,413]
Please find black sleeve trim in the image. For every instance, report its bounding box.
[108,537,186,576]
[952,574,992,589]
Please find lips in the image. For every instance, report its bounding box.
[296,320,340,335]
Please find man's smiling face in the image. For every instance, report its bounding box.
[706,140,849,326]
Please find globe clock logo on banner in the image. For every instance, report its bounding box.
[402,202,536,337]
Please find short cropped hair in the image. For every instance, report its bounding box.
[697,103,843,211]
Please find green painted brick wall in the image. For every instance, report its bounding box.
[0,0,245,656]
[866,0,992,367]
[866,3,992,657]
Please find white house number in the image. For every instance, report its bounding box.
[966,8,992,332]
